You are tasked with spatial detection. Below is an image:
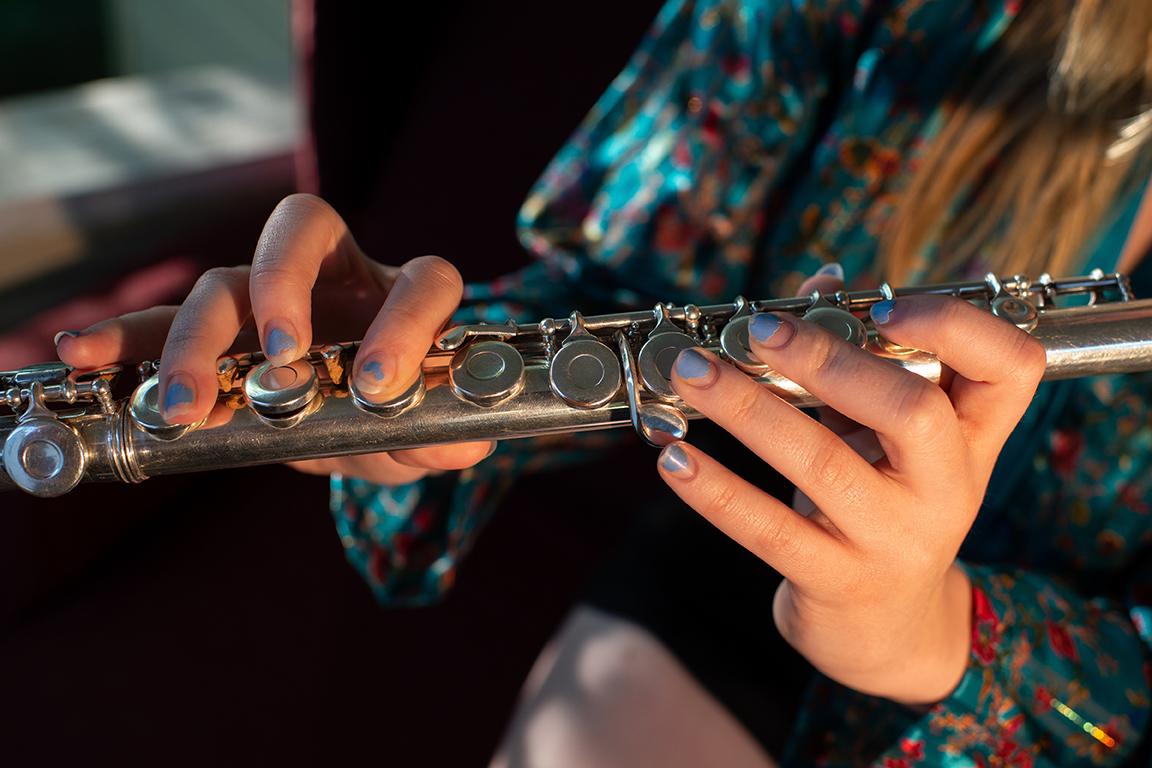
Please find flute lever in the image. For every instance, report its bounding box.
[616,331,687,447]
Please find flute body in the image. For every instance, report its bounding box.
[3,272,1151,497]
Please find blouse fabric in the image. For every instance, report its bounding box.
[330,0,1152,764]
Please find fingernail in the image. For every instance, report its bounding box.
[749,313,783,344]
[674,348,715,384]
[355,355,397,396]
[659,443,695,477]
[870,299,896,325]
[264,322,299,364]
[53,330,83,346]
[484,442,498,459]
[162,374,197,420]
[816,262,844,280]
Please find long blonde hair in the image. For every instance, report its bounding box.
[883,0,1152,283]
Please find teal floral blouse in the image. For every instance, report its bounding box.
[330,1,1152,764]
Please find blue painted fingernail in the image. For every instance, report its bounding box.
[816,262,844,280]
[53,330,83,346]
[870,299,896,325]
[675,348,714,382]
[355,355,396,396]
[749,313,782,343]
[362,360,387,380]
[162,375,196,420]
[265,324,298,361]
[660,443,693,476]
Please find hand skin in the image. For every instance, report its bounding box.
[659,293,1046,705]
[55,193,495,485]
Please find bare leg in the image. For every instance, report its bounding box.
[490,606,777,768]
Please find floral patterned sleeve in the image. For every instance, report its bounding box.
[928,562,1152,766]
[786,560,1152,767]
[329,0,879,604]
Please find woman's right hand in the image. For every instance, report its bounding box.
[55,193,495,486]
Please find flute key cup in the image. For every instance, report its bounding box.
[449,341,526,407]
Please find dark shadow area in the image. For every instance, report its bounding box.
[0,0,112,98]
[0,452,650,766]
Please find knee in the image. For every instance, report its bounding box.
[575,620,673,708]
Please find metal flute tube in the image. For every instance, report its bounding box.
[1031,301,1152,377]
[4,297,1152,493]
[70,301,1152,478]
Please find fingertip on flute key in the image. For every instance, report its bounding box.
[53,330,84,347]
[870,299,896,325]
[263,322,300,365]
[161,375,198,422]
[354,355,399,397]
[750,313,794,348]
[816,262,844,280]
[659,443,696,478]
[674,348,716,385]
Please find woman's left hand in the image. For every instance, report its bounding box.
[658,295,1046,705]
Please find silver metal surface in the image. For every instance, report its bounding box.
[617,331,688,447]
[3,273,1151,496]
[1033,301,1152,378]
[719,297,771,374]
[3,417,87,496]
[802,300,868,348]
[991,296,1040,332]
[449,341,526,406]
[549,338,622,409]
[349,372,425,418]
[549,311,623,409]
[244,359,320,416]
[2,382,87,497]
[636,303,697,402]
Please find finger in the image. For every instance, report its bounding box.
[795,262,845,297]
[671,348,887,538]
[156,266,252,424]
[250,194,373,365]
[745,311,964,476]
[291,441,495,481]
[351,255,463,402]
[202,402,238,430]
[389,441,497,471]
[290,454,429,486]
[55,306,179,369]
[867,295,1047,451]
[794,425,886,519]
[794,264,858,436]
[657,442,845,586]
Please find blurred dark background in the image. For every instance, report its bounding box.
[0,1,666,764]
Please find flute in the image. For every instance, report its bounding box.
[3,272,1151,497]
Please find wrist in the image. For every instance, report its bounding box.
[806,564,972,705]
[886,563,973,706]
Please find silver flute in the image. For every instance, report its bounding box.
[3,271,1152,497]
